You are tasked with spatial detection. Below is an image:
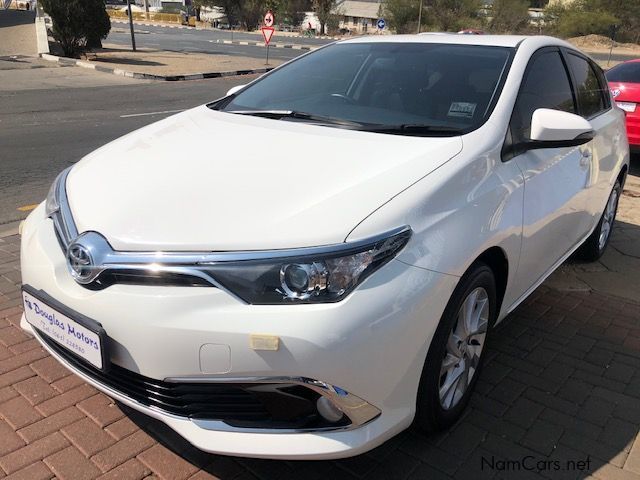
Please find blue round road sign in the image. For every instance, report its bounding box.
[377,18,386,30]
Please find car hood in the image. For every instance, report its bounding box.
[66,105,463,251]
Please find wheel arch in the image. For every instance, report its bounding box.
[618,164,628,188]
[470,246,509,317]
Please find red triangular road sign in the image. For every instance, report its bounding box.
[261,27,275,46]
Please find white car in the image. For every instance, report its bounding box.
[20,35,629,459]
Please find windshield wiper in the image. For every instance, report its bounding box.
[225,110,365,127]
[363,124,463,136]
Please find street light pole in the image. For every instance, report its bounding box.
[416,0,423,34]
[126,0,136,52]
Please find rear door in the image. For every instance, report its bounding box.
[563,51,623,225]
[506,47,591,299]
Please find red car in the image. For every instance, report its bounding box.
[606,59,640,151]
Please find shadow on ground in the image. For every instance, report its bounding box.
[87,56,166,67]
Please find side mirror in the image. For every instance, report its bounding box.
[527,108,594,149]
[226,84,246,97]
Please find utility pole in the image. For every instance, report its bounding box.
[143,0,149,20]
[126,0,136,52]
[416,0,423,34]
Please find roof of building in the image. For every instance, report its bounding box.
[334,0,382,19]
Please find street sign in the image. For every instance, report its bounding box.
[264,10,274,28]
[261,26,275,45]
[377,18,386,30]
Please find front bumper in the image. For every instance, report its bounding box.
[20,204,457,459]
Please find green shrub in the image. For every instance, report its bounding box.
[40,0,111,57]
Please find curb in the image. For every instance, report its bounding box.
[289,34,343,41]
[0,221,21,239]
[110,19,343,40]
[111,19,192,30]
[214,39,317,51]
[40,53,274,81]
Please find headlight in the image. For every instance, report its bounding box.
[45,169,69,217]
[204,227,411,304]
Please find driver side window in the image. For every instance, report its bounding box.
[510,50,577,146]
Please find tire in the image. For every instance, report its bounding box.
[577,180,621,262]
[414,263,497,433]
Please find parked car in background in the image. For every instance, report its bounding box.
[607,59,640,152]
[20,35,629,460]
[10,0,35,10]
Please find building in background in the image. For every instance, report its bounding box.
[333,0,382,34]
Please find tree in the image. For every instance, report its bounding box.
[591,0,640,43]
[239,0,264,30]
[314,0,336,34]
[528,0,548,7]
[544,1,619,39]
[39,0,110,57]
[217,0,241,27]
[425,0,481,32]
[489,0,530,33]
[277,0,312,26]
[201,0,311,30]
[383,0,420,33]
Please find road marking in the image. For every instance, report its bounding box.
[120,109,184,118]
[17,204,38,212]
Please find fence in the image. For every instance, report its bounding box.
[107,10,181,24]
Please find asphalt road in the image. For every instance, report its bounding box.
[0,58,254,226]
[106,21,332,62]
[104,23,640,65]
[590,51,640,64]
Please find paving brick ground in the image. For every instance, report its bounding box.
[1,181,639,479]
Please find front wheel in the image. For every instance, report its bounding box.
[577,180,621,262]
[414,263,497,433]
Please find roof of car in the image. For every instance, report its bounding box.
[338,34,555,49]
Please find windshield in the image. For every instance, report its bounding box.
[214,42,514,135]
[606,62,640,84]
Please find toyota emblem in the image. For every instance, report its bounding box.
[67,242,94,283]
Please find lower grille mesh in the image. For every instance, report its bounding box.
[37,332,271,422]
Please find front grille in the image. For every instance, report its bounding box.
[37,332,270,422]
[36,331,348,429]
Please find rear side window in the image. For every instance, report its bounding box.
[606,62,640,83]
[566,53,609,118]
[510,50,575,145]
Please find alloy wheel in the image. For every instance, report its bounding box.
[438,287,489,410]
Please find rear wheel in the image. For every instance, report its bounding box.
[577,180,621,262]
[414,263,496,432]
